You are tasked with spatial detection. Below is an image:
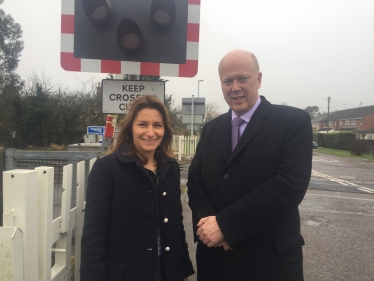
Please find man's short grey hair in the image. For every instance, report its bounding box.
[250,53,260,73]
[219,50,260,74]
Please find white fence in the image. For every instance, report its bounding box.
[0,158,96,281]
[172,135,198,160]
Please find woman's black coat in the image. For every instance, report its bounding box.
[80,148,194,281]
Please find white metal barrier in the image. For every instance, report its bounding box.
[0,158,97,281]
[177,135,197,161]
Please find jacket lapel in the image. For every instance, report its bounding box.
[218,112,233,163]
[158,160,172,183]
[225,96,271,168]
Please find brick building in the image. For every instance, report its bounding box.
[311,105,374,140]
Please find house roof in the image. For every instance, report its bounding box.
[337,105,374,119]
[315,105,374,122]
[311,113,329,123]
[354,127,374,133]
[337,127,359,132]
[317,127,334,132]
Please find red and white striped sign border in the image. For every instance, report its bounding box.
[61,0,200,77]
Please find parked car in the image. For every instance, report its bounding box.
[313,141,318,149]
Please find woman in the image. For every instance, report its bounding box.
[81,95,194,281]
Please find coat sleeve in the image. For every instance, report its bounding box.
[187,124,219,237]
[216,110,313,247]
[80,157,113,281]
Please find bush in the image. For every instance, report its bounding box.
[317,132,355,151]
[312,133,319,143]
[350,140,367,156]
[316,133,325,147]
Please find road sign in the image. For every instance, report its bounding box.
[87,126,105,135]
[102,79,165,114]
[186,124,200,130]
[60,0,201,77]
[182,97,205,115]
[182,114,203,124]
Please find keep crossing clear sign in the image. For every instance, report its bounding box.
[102,79,165,114]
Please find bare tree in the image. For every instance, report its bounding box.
[205,101,222,122]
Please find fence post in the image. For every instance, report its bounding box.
[61,164,73,233]
[74,161,86,281]
[0,147,4,226]
[35,167,54,281]
[51,164,73,280]
[178,136,183,161]
[0,226,24,281]
[5,148,14,170]
[3,169,39,281]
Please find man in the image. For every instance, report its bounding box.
[187,50,312,281]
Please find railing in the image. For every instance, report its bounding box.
[4,149,101,220]
[177,135,198,161]
[0,158,96,281]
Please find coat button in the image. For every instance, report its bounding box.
[164,218,169,223]
[165,247,170,251]
[162,192,167,196]
[224,174,229,179]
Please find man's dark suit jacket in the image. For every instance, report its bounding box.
[188,96,312,281]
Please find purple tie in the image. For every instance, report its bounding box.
[232,117,244,151]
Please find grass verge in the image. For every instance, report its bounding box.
[316,147,374,161]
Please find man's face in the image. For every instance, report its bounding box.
[219,52,262,116]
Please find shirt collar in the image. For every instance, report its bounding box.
[231,95,261,123]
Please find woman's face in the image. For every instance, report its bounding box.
[132,108,165,157]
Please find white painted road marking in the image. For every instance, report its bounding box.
[311,170,374,194]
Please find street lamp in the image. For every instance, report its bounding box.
[198,79,204,97]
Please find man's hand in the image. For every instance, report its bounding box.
[196,216,224,247]
[215,240,232,251]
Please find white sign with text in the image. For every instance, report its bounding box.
[102,79,165,114]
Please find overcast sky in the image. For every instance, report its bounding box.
[2,0,374,114]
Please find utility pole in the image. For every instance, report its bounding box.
[198,80,204,97]
[327,97,330,133]
[191,95,194,138]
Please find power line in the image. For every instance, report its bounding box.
[330,98,360,107]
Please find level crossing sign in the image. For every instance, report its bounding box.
[60,0,201,77]
[101,79,165,114]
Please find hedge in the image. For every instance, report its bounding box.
[313,132,356,151]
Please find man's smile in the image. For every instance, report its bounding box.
[232,96,244,101]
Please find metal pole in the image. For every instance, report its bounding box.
[327,97,330,133]
[198,80,204,98]
[191,95,194,138]
[129,75,139,80]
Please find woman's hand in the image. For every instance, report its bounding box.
[184,278,187,281]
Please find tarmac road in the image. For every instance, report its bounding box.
[310,151,374,194]
[180,152,374,280]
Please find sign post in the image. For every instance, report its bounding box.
[191,95,194,137]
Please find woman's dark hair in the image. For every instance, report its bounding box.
[106,95,175,164]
